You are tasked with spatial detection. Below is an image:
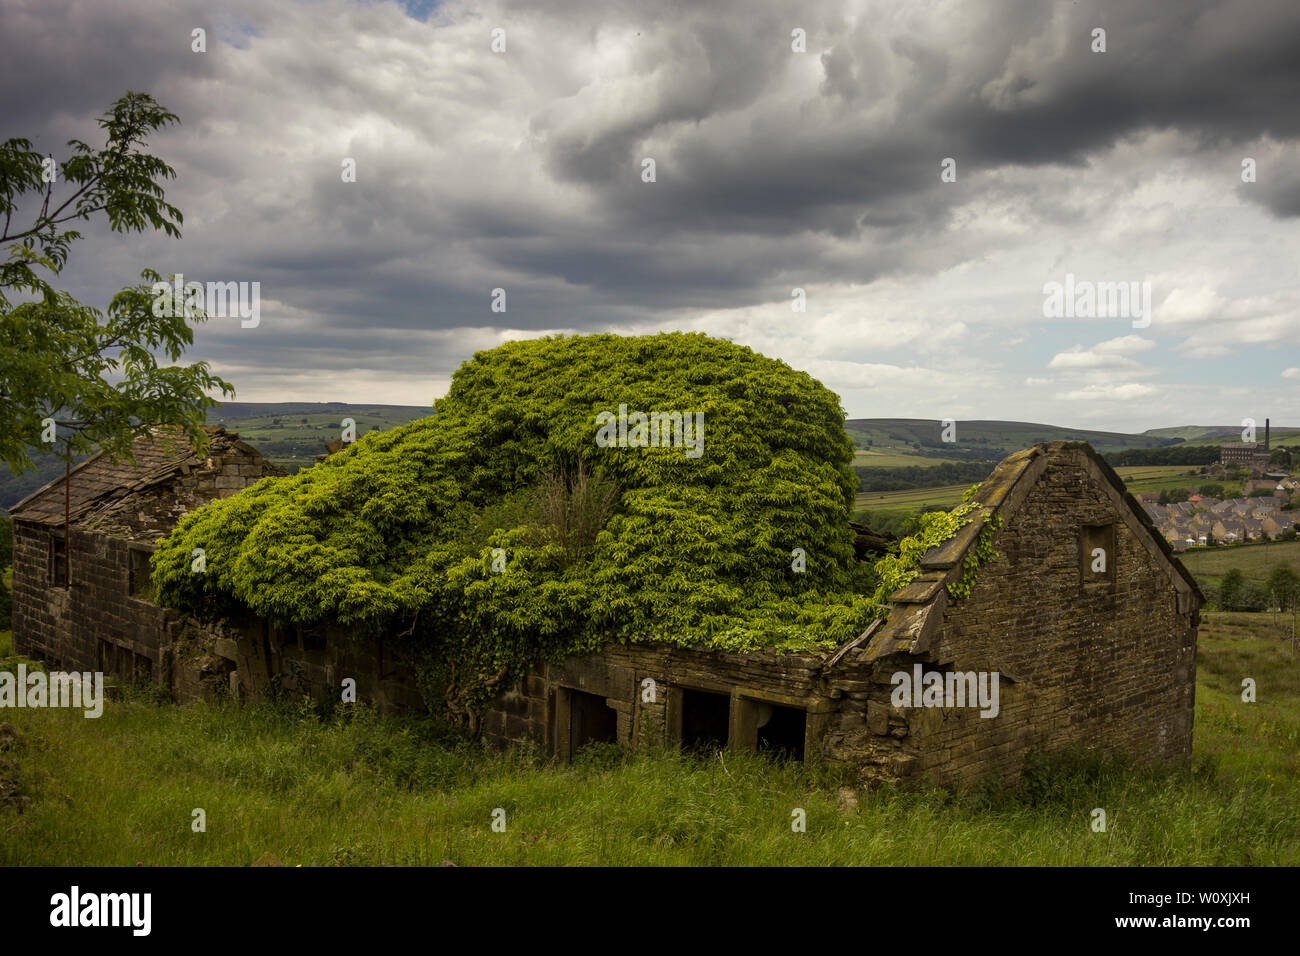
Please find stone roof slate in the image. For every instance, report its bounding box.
[8,426,265,528]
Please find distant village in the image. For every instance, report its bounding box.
[1140,427,1296,552]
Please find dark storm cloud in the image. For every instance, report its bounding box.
[1,0,1298,412]
[530,0,1300,236]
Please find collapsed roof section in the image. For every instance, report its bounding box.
[8,426,284,538]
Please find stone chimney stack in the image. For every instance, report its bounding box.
[1265,418,1270,453]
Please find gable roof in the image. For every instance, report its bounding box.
[8,426,264,528]
[850,441,1204,665]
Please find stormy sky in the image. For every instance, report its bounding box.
[2,0,1298,431]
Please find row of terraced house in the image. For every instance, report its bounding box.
[1142,486,1296,551]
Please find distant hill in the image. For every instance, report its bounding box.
[1141,424,1300,445]
[207,401,429,422]
[0,402,431,511]
[845,418,1179,464]
[5,407,1294,513]
[0,451,91,513]
[202,402,431,474]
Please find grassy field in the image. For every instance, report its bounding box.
[853,482,971,517]
[1113,465,1198,481]
[206,406,429,473]
[1,611,1296,866]
[1122,474,1245,498]
[852,449,968,467]
[1179,540,1300,593]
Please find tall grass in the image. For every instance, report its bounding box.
[1,613,1297,866]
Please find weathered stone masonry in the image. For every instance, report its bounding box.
[470,442,1201,788]
[8,437,1201,788]
[9,428,285,699]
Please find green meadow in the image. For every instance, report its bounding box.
[1179,540,1300,593]
[1,612,1295,866]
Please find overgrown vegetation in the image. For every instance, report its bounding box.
[153,334,879,723]
[0,611,1294,865]
[871,484,1002,602]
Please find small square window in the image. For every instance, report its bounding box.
[128,547,155,601]
[680,688,731,753]
[1080,523,1116,585]
[756,703,806,762]
[568,689,618,758]
[49,534,68,588]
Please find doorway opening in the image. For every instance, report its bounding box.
[569,689,618,758]
[756,703,806,762]
[681,688,730,752]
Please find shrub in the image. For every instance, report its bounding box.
[152,334,876,719]
[1217,568,1269,611]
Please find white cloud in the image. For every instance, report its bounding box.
[1174,340,1232,360]
[1056,383,1159,402]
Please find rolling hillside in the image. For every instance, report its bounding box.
[204,402,430,473]
[0,403,431,511]
[844,418,1178,464]
[4,408,1294,514]
[1142,424,1300,445]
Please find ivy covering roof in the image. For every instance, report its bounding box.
[152,332,881,707]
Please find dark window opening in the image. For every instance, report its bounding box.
[756,703,806,762]
[49,534,68,587]
[98,640,153,686]
[681,688,730,753]
[300,627,327,652]
[128,548,155,601]
[569,689,618,757]
[1080,523,1116,584]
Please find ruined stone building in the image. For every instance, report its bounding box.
[479,441,1201,785]
[8,428,284,699]
[9,437,1201,787]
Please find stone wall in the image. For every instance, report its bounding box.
[211,616,424,712]
[477,445,1198,788]
[821,444,1199,787]
[11,439,285,699]
[10,521,227,698]
[475,643,835,760]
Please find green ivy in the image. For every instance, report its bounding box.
[151,333,877,719]
[871,483,1003,605]
[946,514,1003,600]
